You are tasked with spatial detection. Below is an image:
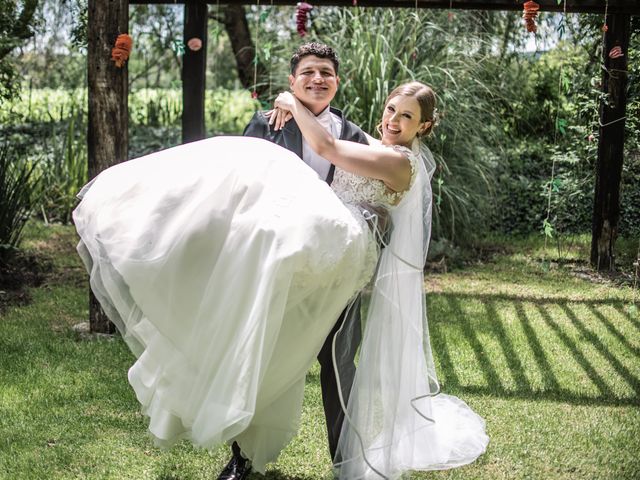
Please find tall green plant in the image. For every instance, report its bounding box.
[38,108,88,224]
[0,140,40,250]
[314,8,501,242]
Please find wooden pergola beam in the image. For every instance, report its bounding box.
[591,13,630,271]
[182,0,208,142]
[129,0,640,15]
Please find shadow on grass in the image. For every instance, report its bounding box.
[431,292,640,408]
[257,471,320,480]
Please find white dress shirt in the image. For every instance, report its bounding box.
[302,106,343,181]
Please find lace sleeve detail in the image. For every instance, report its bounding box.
[384,145,418,205]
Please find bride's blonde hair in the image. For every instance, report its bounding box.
[377,81,438,138]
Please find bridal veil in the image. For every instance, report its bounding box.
[333,143,489,479]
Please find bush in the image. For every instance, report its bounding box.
[491,37,640,238]
[0,138,40,251]
[36,108,88,224]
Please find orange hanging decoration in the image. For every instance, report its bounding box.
[522,1,540,34]
[111,34,133,68]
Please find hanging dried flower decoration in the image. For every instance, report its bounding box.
[296,2,313,37]
[522,1,540,34]
[111,34,133,68]
[187,38,203,52]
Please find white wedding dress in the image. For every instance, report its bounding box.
[73,135,488,478]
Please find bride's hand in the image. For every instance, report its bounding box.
[274,91,296,111]
[266,92,297,131]
[266,107,292,131]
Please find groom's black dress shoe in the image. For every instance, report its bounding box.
[217,442,252,480]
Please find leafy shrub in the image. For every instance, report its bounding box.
[128,88,258,134]
[0,139,40,251]
[36,108,87,224]
[491,36,640,238]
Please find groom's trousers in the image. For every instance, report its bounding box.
[316,295,362,461]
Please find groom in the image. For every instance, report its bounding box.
[216,42,369,480]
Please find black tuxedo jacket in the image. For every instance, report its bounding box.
[242,107,369,184]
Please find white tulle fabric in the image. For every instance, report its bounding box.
[73,135,488,477]
[333,141,489,479]
[73,136,379,473]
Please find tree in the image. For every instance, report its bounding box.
[0,0,38,101]
[211,4,267,95]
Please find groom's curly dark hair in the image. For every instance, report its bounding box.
[290,42,340,75]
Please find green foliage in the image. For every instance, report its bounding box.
[492,28,640,238]
[0,139,40,249]
[36,108,88,224]
[128,88,258,133]
[0,0,38,102]
[1,87,258,224]
[310,8,503,243]
[2,87,258,133]
[620,153,640,235]
[0,87,86,124]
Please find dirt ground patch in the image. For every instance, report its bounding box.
[0,248,52,311]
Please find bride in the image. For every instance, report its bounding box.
[73,81,488,479]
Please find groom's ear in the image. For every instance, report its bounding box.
[288,74,295,90]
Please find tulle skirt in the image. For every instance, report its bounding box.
[73,136,377,472]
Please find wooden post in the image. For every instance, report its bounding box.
[182,0,208,143]
[87,0,129,333]
[591,13,630,271]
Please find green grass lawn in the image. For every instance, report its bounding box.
[1,224,639,479]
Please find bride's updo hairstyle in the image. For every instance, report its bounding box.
[381,81,437,138]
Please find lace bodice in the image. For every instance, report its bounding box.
[331,145,418,208]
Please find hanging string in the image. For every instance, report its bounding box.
[542,0,567,251]
[252,0,260,99]
[598,0,626,128]
[268,0,274,101]
[411,0,419,60]
[434,0,454,216]
[212,0,220,88]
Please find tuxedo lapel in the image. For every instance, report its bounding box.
[281,121,303,159]
[325,107,348,185]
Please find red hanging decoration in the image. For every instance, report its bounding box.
[111,34,133,68]
[296,2,313,37]
[522,1,540,34]
[609,46,624,59]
